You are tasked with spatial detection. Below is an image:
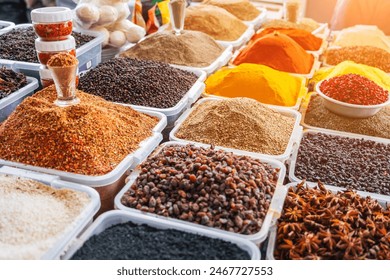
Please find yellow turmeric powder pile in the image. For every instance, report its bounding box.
[205,64,304,107]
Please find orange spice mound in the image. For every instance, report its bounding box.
[253,28,323,51]
[47,52,77,67]
[0,86,158,176]
[233,32,314,74]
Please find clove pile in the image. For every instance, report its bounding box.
[0,67,27,99]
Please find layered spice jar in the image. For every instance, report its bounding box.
[35,37,76,65]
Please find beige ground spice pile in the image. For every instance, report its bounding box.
[263,18,320,32]
[303,94,390,139]
[0,86,158,175]
[0,174,90,259]
[176,98,295,155]
[120,31,224,67]
[204,0,260,21]
[185,5,248,41]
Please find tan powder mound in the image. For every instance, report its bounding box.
[176,98,295,155]
[120,30,224,67]
[204,0,260,21]
[0,86,158,175]
[185,5,248,41]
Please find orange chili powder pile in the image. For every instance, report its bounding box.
[232,32,314,74]
[253,28,323,51]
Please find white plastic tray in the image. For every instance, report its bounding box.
[115,140,286,245]
[0,166,100,260]
[0,20,15,35]
[170,97,303,162]
[0,76,39,122]
[217,24,255,51]
[266,181,390,260]
[63,210,261,260]
[288,128,390,185]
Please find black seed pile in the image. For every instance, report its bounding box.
[0,27,94,63]
[78,57,198,108]
[70,221,251,260]
[121,144,280,235]
[295,132,390,195]
[0,67,27,99]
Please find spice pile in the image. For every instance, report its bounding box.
[253,28,323,51]
[275,182,390,260]
[204,0,260,21]
[262,18,320,33]
[294,132,390,195]
[205,64,303,107]
[324,46,390,73]
[184,5,247,41]
[78,58,197,108]
[121,144,279,235]
[233,33,314,74]
[0,86,158,175]
[175,98,295,155]
[71,221,250,260]
[0,27,94,63]
[303,94,390,139]
[120,31,224,67]
[0,174,90,260]
[0,67,27,99]
[319,74,389,105]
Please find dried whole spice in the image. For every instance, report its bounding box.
[70,221,250,260]
[0,67,28,99]
[176,98,295,155]
[294,132,390,195]
[303,94,390,139]
[78,58,197,108]
[0,174,90,260]
[0,86,158,175]
[0,27,94,63]
[319,74,389,105]
[275,182,390,260]
[121,144,280,235]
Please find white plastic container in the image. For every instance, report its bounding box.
[115,140,286,245]
[0,166,100,260]
[63,210,261,260]
[0,109,166,214]
[170,97,303,162]
[288,128,390,184]
[0,75,39,122]
[0,20,15,35]
[266,181,390,260]
[217,24,255,51]
[35,37,76,65]
[316,80,390,118]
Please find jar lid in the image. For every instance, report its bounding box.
[35,36,75,52]
[39,66,52,80]
[31,7,73,23]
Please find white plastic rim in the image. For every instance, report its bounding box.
[63,210,261,260]
[0,20,15,35]
[217,24,255,51]
[31,7,73,23]
[35,36,75,52]
[316,79,390,118]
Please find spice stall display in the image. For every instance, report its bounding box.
[0,172,100,260]
[204,64,306,108]
[232,32,315,74]
[269,182,390,260]
[68,211,257,260]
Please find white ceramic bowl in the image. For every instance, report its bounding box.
[316,80,390,118]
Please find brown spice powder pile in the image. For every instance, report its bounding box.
[303,94,390,139]
[0,174,90,259]
[47,52,78,67]
[0,86,158,175]
[120,31,224,67]
[263,18,320,33]
[204,0,260,21]
[176,98,295,155]
[185,5,248,41]
[325,46,390,72]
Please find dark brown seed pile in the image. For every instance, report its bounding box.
[121,144,280,235]
[275,182,390,260]
[295,132,390,195]
[0,67,27,99]
[78,58,198,108]
[0,27,94,63]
